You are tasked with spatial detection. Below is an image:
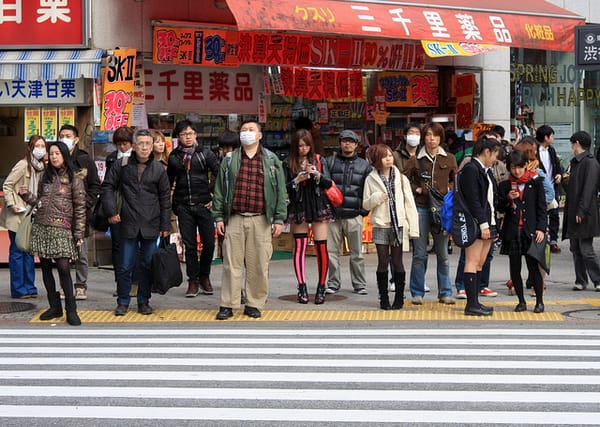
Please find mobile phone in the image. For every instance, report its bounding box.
[511,182,517,191]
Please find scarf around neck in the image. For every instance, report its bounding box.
[28,155,45,195]
[379,168,402,246]
[178,143,198,171]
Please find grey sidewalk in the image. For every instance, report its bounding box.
[1,237,599,323]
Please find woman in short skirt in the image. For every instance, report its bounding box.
[363,144,418,310]
[285,129,334,304]
[23,141,86,325]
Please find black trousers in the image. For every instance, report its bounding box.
[177,204,215,281]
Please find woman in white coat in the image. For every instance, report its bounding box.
[0,135,47,298]
[363,144,419,309]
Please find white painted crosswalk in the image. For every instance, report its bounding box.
[0,328,599,425]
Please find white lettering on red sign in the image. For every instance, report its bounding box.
[423,11,450,39]
[490,16,512,43]
[0,0,22,24]
[455,13,482,41]
[389,8,412,36]
[37,0,71,24]
[351,5,381,33]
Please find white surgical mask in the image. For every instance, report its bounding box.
[406,134,420,147]
[239,131,257,146]
[32,148,46,160]
[61,138,75,151]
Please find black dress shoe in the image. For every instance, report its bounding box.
[243,306,261,318]
[464,306,493,316]
[478,303,494,313]
[216,306,233,320]
[114,304,128,316]
[514,302,527,312]
[533,303,545,313]
[137,303,153,315]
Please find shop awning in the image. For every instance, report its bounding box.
[225,0,585,52]
[0,49,104,81]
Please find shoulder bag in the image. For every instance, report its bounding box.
[152,236,183,295]
[316,155,343,208]
[15,206,34,252]
[451,174,479,248]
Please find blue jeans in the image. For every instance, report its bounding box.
[8,231,36,298]
[454,245,494,292]
[409,207,452,298]
[116,234,157,306]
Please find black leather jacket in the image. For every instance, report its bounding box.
[326,152,372,219]
[167,145,220,213]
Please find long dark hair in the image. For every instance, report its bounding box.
[42,141,76,184]
[288,129,315,174]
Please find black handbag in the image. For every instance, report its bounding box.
[91,191,121,232]
[151,236,183,295]
[417,157,444,233]
[451,175,479,248]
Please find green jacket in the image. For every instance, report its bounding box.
[212,146,287,225]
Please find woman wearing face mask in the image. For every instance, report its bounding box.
[0,135,47,299]
[21,141,87,325]
[393,122,422,174]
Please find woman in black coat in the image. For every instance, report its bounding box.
[499,151,547,313]
[458,137,501,316]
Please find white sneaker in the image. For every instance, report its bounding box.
[411,296,423,305]
[424,285,431,293]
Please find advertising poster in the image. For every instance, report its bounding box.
[59,108,75,127]
[24,108,41,141]
[101,48,137,131]
[41,108,58,142]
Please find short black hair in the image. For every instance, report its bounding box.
[507,150,527,168]
[570,130,592,150]
[240,119,261,131]
[219,130,240,148]
[58,124,78,138]
[173,120,197,137]
[535,124,554,143]
[491,125,505,138]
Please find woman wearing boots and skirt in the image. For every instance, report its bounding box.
[499,150,547,313]
[285,129,334,304]
[21,141,86,326]
[458,136,501,316]
[363,144,419,309]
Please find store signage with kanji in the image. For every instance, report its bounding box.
[575,25,600,69]
[0,0,86,47]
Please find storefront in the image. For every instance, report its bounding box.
[0,0,101,262]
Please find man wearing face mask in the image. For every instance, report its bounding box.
[393,122,422,173]
[58,124,102,300]
[212,120,287,320]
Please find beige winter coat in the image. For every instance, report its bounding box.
[363,166,419,248]
[0,159,33,232]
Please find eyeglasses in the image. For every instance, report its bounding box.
[179,131,196,138]
[134,141,153,148]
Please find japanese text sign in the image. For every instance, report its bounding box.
[101,48,136,131]
[153,25,239,67]
[226,0,584,52]
[279,67,363,100]
[24,108,40,140]
[377,72,439,107]
[454,74,476,129]
[0,78,84,105]
[0,0,86,47]
[575,25,600,69]
[144,64,261,115]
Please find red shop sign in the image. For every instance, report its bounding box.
[0,0,86,47]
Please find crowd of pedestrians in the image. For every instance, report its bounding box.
[2,119,600,325]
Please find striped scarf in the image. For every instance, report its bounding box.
[179,143,197,172]
[379,168,402,246]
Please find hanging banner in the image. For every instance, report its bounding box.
[454,74,476,129]
[422,40,506,58]
[41,108,58,142]
[152,24,425,71]
[280,67,363,100]
[131,56,148,129]
[24,108,41,141]
[153,25,239,67]
[237,32,424,70]
[0,79,85,105]
[59,107,75,127]
[372,90,389,125]
[377,71,439,107]
[101,48,137,131]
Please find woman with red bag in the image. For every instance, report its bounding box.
[285,129,334,304]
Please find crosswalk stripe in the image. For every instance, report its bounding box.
[2,370,599,384]
[0,357,598,370]
[1,346,599,357]
[0,406,598,424]
[1,386,599,403]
